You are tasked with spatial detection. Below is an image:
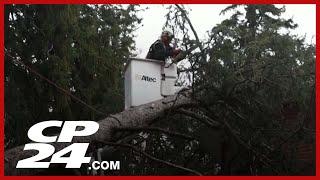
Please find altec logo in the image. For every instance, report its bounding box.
[135,74,156,82]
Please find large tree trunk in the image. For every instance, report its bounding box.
[5,92,194,175]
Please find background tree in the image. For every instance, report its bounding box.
[5,4,142,148]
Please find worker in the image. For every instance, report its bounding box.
[146,30,184,62]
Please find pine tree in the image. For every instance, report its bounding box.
[5,4,142,148]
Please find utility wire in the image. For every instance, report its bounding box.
[5,50,107,116]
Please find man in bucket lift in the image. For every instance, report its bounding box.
[146,30,185,63]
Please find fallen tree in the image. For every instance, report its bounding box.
[5,90,196,175]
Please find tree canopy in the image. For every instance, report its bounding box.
[5,4,142,147]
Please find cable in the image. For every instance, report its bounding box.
[5,50,108,116]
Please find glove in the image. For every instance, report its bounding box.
[172,50,186,64]
[172,49,182,58]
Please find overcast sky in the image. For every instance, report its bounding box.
[133,4,316,57]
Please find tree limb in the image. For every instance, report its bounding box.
[222,117,280,175]
[99,141,202,176]
[5,91,195,175]
[114,126,197,140]
[176,108,221,128]
[175,4,207,66]
[175,4,203,53]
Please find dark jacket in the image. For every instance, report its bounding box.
[146,40,173,61]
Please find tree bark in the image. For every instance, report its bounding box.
[5,92,195,175]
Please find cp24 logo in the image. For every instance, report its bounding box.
[16,120,99,168]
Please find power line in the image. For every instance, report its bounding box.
[5,50,108,116]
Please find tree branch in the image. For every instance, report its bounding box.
[176,107,280,174]
[114,126,197,140]
[99,141,202,176]
[222,117,280,175]
[175,4,204,53]
[176,108,221,128]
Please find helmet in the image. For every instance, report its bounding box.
[161,30,174,40]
